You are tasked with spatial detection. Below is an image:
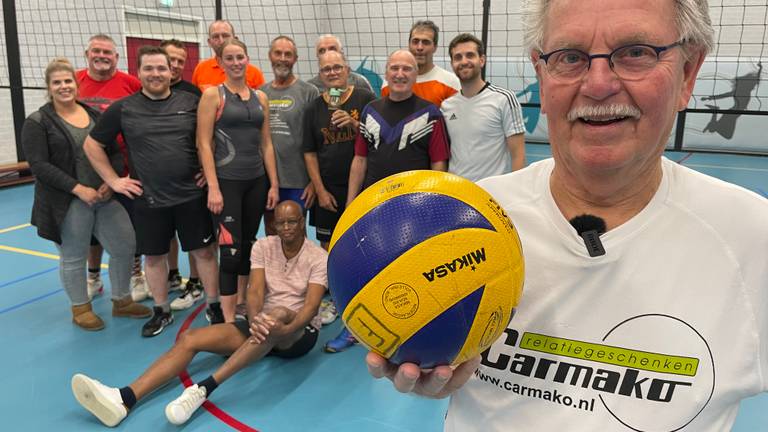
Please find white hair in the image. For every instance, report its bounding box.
[315,34,343,53]
[522,0,714,55]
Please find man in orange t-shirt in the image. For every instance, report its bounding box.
[191,20,265,92]
[381,20,460,107]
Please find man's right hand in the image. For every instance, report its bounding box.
[109,176,143,199]
[318,189,338,212]
[366,352,481,399]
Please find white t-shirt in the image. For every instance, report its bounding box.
[441,83,525,182]
[446,158,768,431]
[250,236,328,329]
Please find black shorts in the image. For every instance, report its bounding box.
[232,321,318,358]
[311,184,347,242]
[133,195,214,255]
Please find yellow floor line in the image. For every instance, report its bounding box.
[0,223,31,234]
[0,244,109,268]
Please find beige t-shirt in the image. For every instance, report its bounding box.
[250,236,328,329]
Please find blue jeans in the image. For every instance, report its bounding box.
[57,198,135,305]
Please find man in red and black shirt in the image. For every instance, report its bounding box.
[347,49,449,203]
[327,49,449,353]
[77,34,146,302]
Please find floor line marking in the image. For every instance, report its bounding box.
[680,163,768,173]
[0,244,109,268]
[0,266,58,290]
[175,303,260,432]
[0,223,31,235]
[0,288,63,315]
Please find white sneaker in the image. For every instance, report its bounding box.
[165,384,207,425]
[170,280,204,311]
[130,273,150,302]
[87,273,103,300]
[71,373,128,427]
[319,298,338,325]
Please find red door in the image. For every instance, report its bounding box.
[126,37,199,82]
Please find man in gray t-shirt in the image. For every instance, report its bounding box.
[307,34,375,94]
[260,35,318,233]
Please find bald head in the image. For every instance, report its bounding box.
[385,50,418,101]
[387,49,417,69]
[275,200,303,218]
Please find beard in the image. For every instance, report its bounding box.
[272,63,293,80]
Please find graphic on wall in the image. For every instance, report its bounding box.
[356,56,384,98]
[701,62,762,139]
[516,80,541,134]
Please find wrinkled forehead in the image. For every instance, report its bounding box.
[209,22,233,37]
[541,0,677,48]
[319,50,344,67]
[316,37,340,52]
[88,39,116,52]
[387,52,417,69]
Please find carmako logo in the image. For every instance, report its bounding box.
[480,314,715,431]
[422,248,486,282]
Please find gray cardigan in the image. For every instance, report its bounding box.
[21,101,121,244]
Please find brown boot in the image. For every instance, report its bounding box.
[112,296,152,318]
[72,303,105,331]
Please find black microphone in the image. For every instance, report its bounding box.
[569,214,606,257]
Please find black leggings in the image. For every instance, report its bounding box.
[215,176,267,296]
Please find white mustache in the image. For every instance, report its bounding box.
[567,104,641,122]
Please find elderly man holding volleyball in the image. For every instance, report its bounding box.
[367,1,768,431]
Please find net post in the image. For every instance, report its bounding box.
[480,0,491,81]
[2,0,26,162]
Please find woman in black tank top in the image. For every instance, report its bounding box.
[197,40,280,322]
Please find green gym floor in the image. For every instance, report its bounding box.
[1,144,766,431]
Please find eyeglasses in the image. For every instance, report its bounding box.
[274,219,301,229]
[320,64,345,75]
[537,41,685,83]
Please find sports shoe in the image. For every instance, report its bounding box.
[205,303,224,325]
[319,298,338,325]
[130,273,150,302]
[234,303,248,322]
[168,272,183,291]
[324,328,358,353]
[170,280,204,311]
[141,306,174,337]
[87,272,103,300]
[165,384,207,425]
[71,374,128,427]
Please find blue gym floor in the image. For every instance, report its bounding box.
[1,143,766,431]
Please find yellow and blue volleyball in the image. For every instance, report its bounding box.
[328,170,524,368]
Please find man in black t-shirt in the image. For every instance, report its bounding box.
[84,46,222,338]
[161,39,202,97]
[303,50,375,249]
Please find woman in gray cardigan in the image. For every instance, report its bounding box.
[21,58,150,330]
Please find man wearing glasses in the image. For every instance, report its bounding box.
[303,50,376,252]
[71,200,327,427]
[366,1,768,431]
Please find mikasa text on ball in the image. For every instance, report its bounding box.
[327,170,524,368]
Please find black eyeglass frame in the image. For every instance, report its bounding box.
[537,40,686,79]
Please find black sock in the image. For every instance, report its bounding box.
[168,268,179,277]
[88,268,100,275]
[119,386,137,410]
[198,376,218,396]
[189,277,200,284]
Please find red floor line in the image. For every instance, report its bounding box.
[676,152,694,164]
[175,303,260,432]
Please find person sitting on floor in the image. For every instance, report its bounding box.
[70,200,326,427]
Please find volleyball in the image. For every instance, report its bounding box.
[327,170,524,368]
